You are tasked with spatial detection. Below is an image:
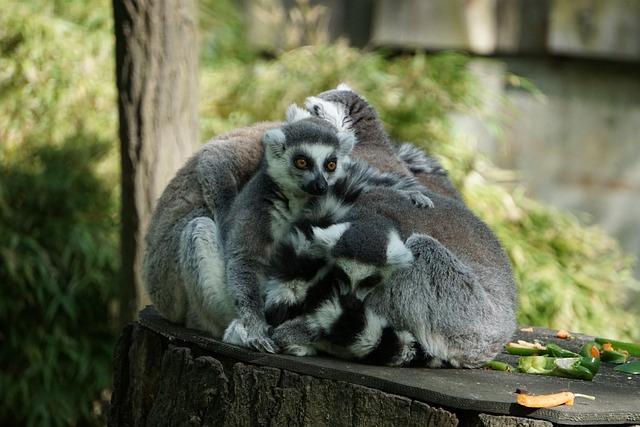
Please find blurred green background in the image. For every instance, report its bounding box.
[1,0,638,425]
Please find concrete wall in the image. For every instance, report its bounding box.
[372,0,640,279]
[455,58,640,280]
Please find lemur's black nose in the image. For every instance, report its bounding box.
[314,181,327,193]
[305,176,327,196]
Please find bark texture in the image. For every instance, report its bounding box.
[113,0,200,324]
[108,323,459,427]
[109,322,566,427]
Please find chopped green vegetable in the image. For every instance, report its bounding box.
[518,356,599,381]
[483,360,516,372]
[600,349,628,364]
[506,347,544,356]
[594,338,640,357]
[613,361,640,374]
[576,357,601,376]
[574,393,596,401]
[506,341,547,356]
[579,341,602,358]
[519,356,555,375]
[546,343,578,358]
[555,357,600,381]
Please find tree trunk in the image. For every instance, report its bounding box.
[108,322,461,427]
[112,0,200,326]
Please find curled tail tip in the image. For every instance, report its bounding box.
[311,222,351,249]
[305,96,352,132]
[386,231,414,267]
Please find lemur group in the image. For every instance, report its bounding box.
[143,85,518,368]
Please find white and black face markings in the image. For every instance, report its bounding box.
[288,143,343,196]
[291,143,340,173]
[292,143,339,172]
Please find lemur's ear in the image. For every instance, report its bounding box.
[263,128,287,157]
[285,104,312,122]
[336,83,354,92]
[337,130,355,157]
[305,96,351,132]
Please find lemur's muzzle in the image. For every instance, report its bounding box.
[304,175,328,196]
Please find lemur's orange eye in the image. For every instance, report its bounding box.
[294,157,308,169]
[325,161,337,172]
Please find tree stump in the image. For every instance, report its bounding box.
[108,307,640,427]
[108,323,459,427]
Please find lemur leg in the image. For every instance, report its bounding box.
[379,233,505,368]
[179,217,236,337]
[144,240,187,324]
[224,258,279,353]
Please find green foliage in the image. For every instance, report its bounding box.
[463,167,639,339]
[198,0,258,65]
[0,1,118,425]
[0,138,118,427]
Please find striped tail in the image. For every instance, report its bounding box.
[309,293,433,367]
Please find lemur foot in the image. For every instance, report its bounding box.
[223,319,280,353]
[271,317,318,353]
[395,334,428,367]
[282,343,318,357]
[408,190,434,209]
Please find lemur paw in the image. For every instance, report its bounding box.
[408,191,434,209]
[223,319,280,353]
[394,332,428,367]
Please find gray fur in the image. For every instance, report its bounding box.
[263,220,423,366]
[221,114,433,353]
[219,117,356,352]
[395,143,443,175]
[142,85,516,368]
[261,156,436,365]
[142,121,277,332]
[269,86,518,367]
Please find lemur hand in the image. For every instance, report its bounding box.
[407,190,434,209]
[223,319,279,353]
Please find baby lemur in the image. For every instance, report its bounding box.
[220,107,433,353]
[263,204,429,367]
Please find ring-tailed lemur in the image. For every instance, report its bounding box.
[144,121,276,337]
[260,139,480,367]
[142,100,434,355]
[264,85,518,368]
[220,107,434,353]
[219,109,354,352]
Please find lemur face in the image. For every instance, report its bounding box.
[288,143,339,196]
[262,119,355,198]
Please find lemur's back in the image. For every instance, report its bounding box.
[143,121,276,325]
